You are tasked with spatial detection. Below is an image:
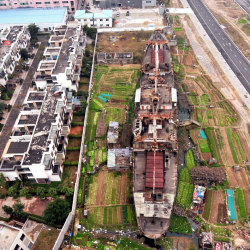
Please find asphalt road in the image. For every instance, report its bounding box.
[187,0,250,94]
[235,0,250,16]
[0,36,47,157]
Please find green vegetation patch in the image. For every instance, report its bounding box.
[226,128,239,164]
[185,149,196,169]
[168,214,192,234]
[203,190,212,220]
[234,188,247,219]
[198,139,210,153]
[238,18,247,24]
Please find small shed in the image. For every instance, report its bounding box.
[226,189,237,221]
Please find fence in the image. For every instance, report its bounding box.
[52,32,98,250]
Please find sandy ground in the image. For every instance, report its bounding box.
[209,190,227,224]
[0,196,52,218]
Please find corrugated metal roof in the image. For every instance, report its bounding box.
[171,87,177,102]
[135,88,141,103]
[226,189,237,220]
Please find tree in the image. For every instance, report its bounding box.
[7,182,20,198]
[48,187,57,198]
[36,187,46,198]
[2,205,13,215]
[43,198,70,226]
[28,23,39,40]
[13,200,27,219]
[20,49,29,60]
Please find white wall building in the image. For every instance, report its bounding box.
[0,86,73,183]
[74,10,113,28]
[34,23,85,92]
[0,26,30,86]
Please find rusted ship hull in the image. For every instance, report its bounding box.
[133,29,178,239]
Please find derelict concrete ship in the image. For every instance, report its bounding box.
[133,29,178,239]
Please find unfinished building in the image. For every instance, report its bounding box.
[97,52,133,64]
[133,30,178,239]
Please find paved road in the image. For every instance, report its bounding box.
[0,36,47,157]
[187,0,250,94]
[235,0,250,16]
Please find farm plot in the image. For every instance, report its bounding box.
[208,190,227,224]
[84,65,140,170]
[225,167,249,189]
[226,128,247,164]
[85,168,131,206]
[234,188,247,219]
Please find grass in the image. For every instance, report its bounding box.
[238,18,247,24]
[168,214,192,234]
[212,227,232,237]
[234,188,247,219]
[232,132,246,160]
[226,128,239,164]
[203,190,212,220]
[33,228,59,250]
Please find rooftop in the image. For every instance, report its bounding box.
[74,9,113,19]
[27,92,46,102]
[22,219,43,243]
[0,223,19,250]
[23,87,64,165]
[7,141,30,154]
[0,8,67,25]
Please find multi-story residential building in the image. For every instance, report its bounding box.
[0,85,73,183]
[74,10,113,28]
[34,24,85,91]
[0,0,77,13]
[0,26,30,86]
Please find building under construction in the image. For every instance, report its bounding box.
[133,29,178,239]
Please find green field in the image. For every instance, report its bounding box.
[234,188,247,219]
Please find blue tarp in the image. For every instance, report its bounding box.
[200,129,207,139]
[226,189,237,220]
[101,93,112,98]
[98,95,108,102]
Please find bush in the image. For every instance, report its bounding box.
[2,205,13,215]
[36,187,46,198]
[7,181,20,198]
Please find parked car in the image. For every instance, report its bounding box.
[126,11,130,16]
[116,12,120,17]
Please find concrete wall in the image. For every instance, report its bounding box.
[52,33,98,250]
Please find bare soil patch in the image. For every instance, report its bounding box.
[117,206,122,224]
[70,125,83,135]
[68,138,81,147]
[220,127,235,165]
[95,170,105,205]
[226,167,249,189]
[120,173,128,204]
[209,190,227,224]
[65,151,80,162]
[96,111,107,137]
[72,116,84,122]
[26,198,52,216]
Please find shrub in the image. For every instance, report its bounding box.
[168,215,192,234]
[36,187,46,198]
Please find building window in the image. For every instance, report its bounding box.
[146,0,151,2]
[106,24,109,27]
[106,19,109,21]
[36,2,41,4]
[62,0,68,3]
[84,19,87,21]
[0,3,6,5]
[14,245,19,250]
[53,1,59,3]
[27,173,33,177]
[100,19,103,21]
[44,1,50,3]
[20,234,25,241]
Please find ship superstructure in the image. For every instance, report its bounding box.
[133,30,178,239]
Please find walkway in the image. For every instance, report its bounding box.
[0,36,47,157]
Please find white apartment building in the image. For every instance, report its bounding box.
[0,26,30,86]
[0,86,73,183]
[34,24,85,91]
[74,10,113,28]
[0,219,43,250]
